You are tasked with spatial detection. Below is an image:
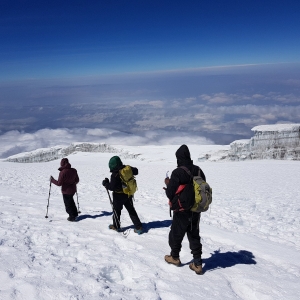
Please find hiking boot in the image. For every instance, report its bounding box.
[164,255,181,266]
[134,227,143,235]
[108,224,121,232]
[189,262,203,275]
[67,217,76,222]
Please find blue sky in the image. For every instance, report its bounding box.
[0,0,300,154]
[1,0,300,78]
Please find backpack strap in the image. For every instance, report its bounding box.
[180,166,193,179]
[180,166,202,179]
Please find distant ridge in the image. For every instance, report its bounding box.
[5,142,141,163]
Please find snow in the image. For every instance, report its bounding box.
[252,124,300,132]
[228,124,300,161]
[1,145,300,299]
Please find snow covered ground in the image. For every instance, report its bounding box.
[0,145,300,299]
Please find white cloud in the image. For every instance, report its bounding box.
[184,97,196,103]
[0,128,214,159]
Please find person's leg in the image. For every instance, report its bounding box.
[168,211,189,258]
[187,212,203,274]
[186,212,202,262]
[63,194,78,220]
[112,194,123,229]
[124,197,142,229]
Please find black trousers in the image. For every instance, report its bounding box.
[63,194,78,218]
[112,193,142,229]
[169,211,202,261]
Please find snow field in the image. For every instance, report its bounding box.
[0,147,300,299]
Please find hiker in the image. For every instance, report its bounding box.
[164,144,206,274]
[102,156,143,234]
[50,158,79,222]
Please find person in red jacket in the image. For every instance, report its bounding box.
[50,158,79,222]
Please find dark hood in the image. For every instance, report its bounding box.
[58,158,71,171]
[175,144,193,167]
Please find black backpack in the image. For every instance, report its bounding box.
[169,169,195,212]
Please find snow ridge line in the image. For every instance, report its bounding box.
[4,142,142,163]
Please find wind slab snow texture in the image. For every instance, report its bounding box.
[0,145,300,300]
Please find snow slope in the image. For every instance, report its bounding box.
[0,145,300,299]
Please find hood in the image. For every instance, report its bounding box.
[109,156,123,172]
[58,158,71,170]
[175,144,193,167]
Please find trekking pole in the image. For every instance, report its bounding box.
[105,188,123,232]
[45,181,52,218]
[76,192,81,214]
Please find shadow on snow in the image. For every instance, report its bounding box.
[141,220,172,233]
[76,211,112,221]
[202,249,257,273]
[120,220,172,233]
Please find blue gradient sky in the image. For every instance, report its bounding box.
[1,0,300,79]
[0,1,300,152]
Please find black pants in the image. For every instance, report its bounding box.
[112,193,142,229]
[63,194,78,219]
[169,211,202,262]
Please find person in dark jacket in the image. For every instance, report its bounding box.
[164,144,205,274]
[50,158,79,222]
[102,156,143,234]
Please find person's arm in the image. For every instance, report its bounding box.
[199,167,206,182]
[165,170,180,200]
[131,166,138,176]
[106,173,118,191]
[51,171,63,186]
[75,171,79,184]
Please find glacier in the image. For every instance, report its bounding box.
[228,124,300,161]
[4,142,141,163]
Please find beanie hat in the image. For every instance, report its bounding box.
[109,156,123,172]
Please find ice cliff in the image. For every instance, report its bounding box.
[4,142,141,163]
[228,124,300,161]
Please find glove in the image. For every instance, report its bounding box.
[50,176,54,182]
[164,177,170,186]
[102,178,109,187]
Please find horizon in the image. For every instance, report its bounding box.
[1,1,300,154]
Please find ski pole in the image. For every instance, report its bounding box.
[45,181,52,218]
[106,188,122,230]
[76,192,81,214]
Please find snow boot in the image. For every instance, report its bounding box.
[164,255,181,266]
[67,217,76,222]
[189,262,203,275]
[134,227,143,235]
[108,224,121,232]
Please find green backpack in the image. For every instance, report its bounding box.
[119,165,138,196]
[180,166,212,212]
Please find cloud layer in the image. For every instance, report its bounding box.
[1,64,300,154]
[0,128,214,159]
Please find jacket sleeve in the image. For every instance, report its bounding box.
[75,171,79,184]
[165,170,181,200]
[199,167,206,182]
[51,171,64,186]
[106,172,119,192]
[131,166,138,176]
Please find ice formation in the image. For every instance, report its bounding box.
[228,124,300,160]
[4,124,300,163]
[5,142,140,163]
